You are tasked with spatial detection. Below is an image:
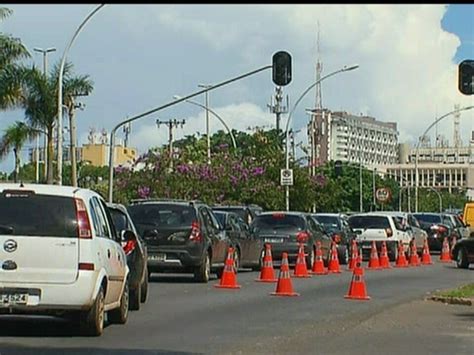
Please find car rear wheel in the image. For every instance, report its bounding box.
[129,284,141,311]
[252,249,265,271]
[80,287,105,336]
[194,251,211,283]
[233,248,240,273]
[456,247,469,269]
[338,245,349,265]
[140,267,149,303]
[108,280,129,324]
[306,246,315,268]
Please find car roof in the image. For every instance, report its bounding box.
[258,211,306,217]
[129,198,205,207]
[0,183,97,199]
[348,213,392,219]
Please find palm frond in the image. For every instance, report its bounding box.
[0,7,13,21]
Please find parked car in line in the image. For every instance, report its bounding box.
[212,210,264,271]
[107,202,148,310]
[249,211,332,267]
[0,184,132,336]
[348,213,412,261]
[212,204,263,225]
[312,213,355,264]
[127,199,231,283]
[413,213,459,251]
[375,212,427,255]
[451,235,474,269]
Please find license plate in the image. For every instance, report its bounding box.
[149,253,166,262]
[362,245,372,249]
[0,293,28,306]
[264,238,284,243]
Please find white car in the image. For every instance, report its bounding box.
[348,213,412,261]
[0,184,132,336]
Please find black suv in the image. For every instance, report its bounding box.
[127,199,231,283]
[212,204,263,225]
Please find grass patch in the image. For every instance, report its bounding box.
[435,283,474,298]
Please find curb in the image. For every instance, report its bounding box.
[426,295,474,306]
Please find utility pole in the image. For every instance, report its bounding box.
[198,84,212,165]
[156,118,186,171]
[33,47,56,183]
[267,86,289,134]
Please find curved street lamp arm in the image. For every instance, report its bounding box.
[181,99,237,151]
[414,105,474,212]
[57,4,106,185]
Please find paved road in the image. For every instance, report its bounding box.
[0,258,472,355]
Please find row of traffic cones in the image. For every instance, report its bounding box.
[214,236,451,299]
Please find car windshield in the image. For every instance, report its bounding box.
[313,215,341,232]
[213,207,247,221]
[413,214,442,225]
[0,191,77,238]
[252,214,305,232]
[212,211,226,229]
[348,215,391,229]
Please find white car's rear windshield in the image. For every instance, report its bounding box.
[348,215,390,229]
[0,190,77,238]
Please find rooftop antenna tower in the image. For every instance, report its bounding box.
[315,21,323,111]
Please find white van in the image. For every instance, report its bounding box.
[0,184,131,336]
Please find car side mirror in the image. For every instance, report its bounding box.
[121,229,136,242]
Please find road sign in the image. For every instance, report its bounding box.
[280,169,293,186]
[376,187,392,203]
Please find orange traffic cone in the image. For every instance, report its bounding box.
[255,243,278,282]
[293,243,311,278]
[421,238,433,265]
[328,241,342,274]
[214,247,241,289]
[379,241,391,269]
[440,237,452,262]
[367,241,381,270]
[408,238,421,267]
[270,252,300,297]
[311,240,328,275]
[348,239,359,271]
[394,241,409,268]
[344,259,370,301]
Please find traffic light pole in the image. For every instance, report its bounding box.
[108,65,271,202]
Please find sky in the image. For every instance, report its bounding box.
[0,4,473,173]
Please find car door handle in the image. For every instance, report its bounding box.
[107,249,111,258]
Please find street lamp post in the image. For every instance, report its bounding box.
[172,96,238,151]
[283,64,359,211]
[33,47,56,183]
[414,105,474,212]
[57,4,105,185]
[198,84,213,164]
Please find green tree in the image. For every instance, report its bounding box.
[0,121,36,182]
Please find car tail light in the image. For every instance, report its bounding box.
[385,228,393,237]
[74,198,92,239]
[431,224,447,234]
[189,221,203,242]
[332,234,341,243]
[79,262,95,271]
[296,231,309,243]
[122,239,137,256]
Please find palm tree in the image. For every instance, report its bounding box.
[54,61,94,187]
[0,121,37,182]
[0,7,30,109]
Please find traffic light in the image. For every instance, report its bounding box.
[458,60,474,95]
[334,160,343,178]
[272,51,292,86]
